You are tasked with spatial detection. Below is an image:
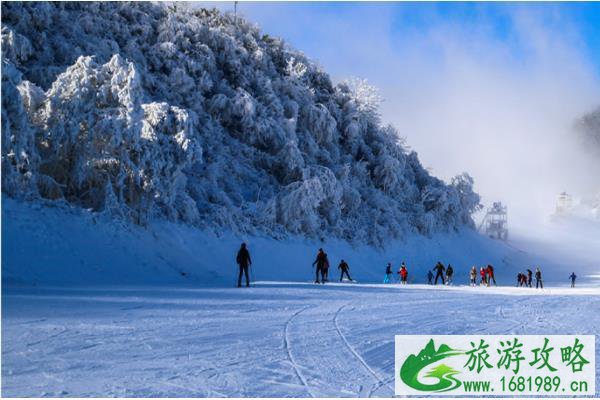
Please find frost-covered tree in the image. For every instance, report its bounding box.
[1,2,481,245]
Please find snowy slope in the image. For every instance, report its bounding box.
[2,196,576,287]
[2,283,599,397]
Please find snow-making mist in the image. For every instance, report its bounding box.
[381,14,600,279]
[372,7,600,275]
[504,105,600,282]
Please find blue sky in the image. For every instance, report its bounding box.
[208,2,600,78]
[196,2,600,217]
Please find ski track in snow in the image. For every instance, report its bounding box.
[333,304,394,396]
[2,282,600,397]
[283,305,316,398]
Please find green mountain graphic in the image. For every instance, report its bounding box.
[400,339,463,392]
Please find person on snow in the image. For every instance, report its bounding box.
[312,248,328,284]
[433,262,445,285]
[399,263,408,284]
[517,272,526,287]
[427,270,434,285]
[569,272,577,288]
[527,269,533,288]
[445,264,454,285]
[322,252,330,282]
[535,267,543,289]
[384,263,393,283]
[479,267,487,286]
[469,266,477,286]
[486,264,496,286]
[338,260,352,282]
[236,242,252,287]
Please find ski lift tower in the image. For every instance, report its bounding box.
[479,202,508,240]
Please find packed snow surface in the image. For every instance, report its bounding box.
[2,282,599,397]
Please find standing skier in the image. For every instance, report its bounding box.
[322,252,330,282]
[236,242,252,288]
[338,259,352,282]
[445,264,454,285]
[399,262,408,284]
[479,267,487,286]
[569,272,577,288]
[384,263,393,283]
[427,270,434,285]
[469,266,477,286]
[312,248,327,284]
[535,267,543,289]
[486,264,496,286]
[527,269,533,287]
[433,262,445,285]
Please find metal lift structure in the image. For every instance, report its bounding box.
[478,202,508,240]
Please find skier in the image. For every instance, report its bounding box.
[517,272,527,287]
[469,266,477,286]
[338,259,352,282]
[479,267,487,286]
[445,264,454,285]
[569,272,577,288]
[486,264,496,286]
[384,263,393,283]
[427,270,434,285]
[432,262,445,285]
[527,268,533,288]
[236,242,252,287]
[322,252,330,282]
[399,263,408,284]
[535,267,543,289]
[312,248,327,284]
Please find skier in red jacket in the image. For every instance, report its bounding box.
[399,262,408,284]
[486,264,496,286]
[479,267,487,286]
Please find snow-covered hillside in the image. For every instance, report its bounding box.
[3,196,532,287]
[1,2,480,247]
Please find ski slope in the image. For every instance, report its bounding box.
[2,283,599,397]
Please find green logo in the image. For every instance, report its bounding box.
[400,339,464,392]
